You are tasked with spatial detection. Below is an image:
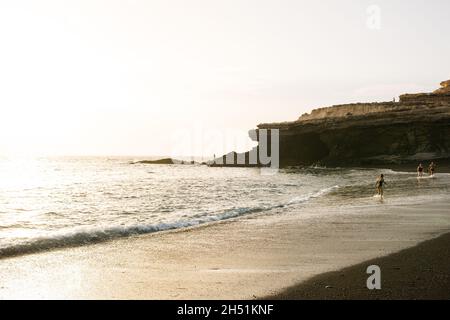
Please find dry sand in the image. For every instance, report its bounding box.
[0,200,449,299]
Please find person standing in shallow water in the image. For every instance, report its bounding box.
[429,162,436,176]
[376,174,386,198]
[417,163,424,177]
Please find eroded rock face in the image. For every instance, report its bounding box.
[434,80,450,94]
[259,81,450,166]
[214,80,450,167]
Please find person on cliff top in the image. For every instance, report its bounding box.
[376,174,386,198]
[429,162,436,176]
[417,163,424,177]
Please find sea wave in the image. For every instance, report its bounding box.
[287,185,339,205]
[379,169,414,175]
[0,185,339,259]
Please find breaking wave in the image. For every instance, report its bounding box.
[0,185,339,259]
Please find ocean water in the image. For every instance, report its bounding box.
[0,157,449,258]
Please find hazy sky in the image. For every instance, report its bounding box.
[1,0,449,157]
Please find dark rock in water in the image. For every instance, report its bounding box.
[134,158,196,165]
[208,151,262,168]
[135,158,175,164]
[212,80,450,167]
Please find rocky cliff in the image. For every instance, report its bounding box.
[213,80,450,167]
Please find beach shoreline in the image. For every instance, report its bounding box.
[1,196,449,299]
[366,161,450,174]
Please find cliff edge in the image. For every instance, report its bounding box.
[214,80,450,167]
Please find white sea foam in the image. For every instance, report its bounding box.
[0,185,340,258]
[287,185,339,205]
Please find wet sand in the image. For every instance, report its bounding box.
[0,200,449,299]
[266,232,450,300]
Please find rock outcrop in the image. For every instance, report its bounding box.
[133,158,196,165]
[434,80,450,94]
[213,80,450,167]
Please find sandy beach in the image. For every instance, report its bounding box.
[266,232,450,300]
[1,197,449,300]
[1,0,449,303]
